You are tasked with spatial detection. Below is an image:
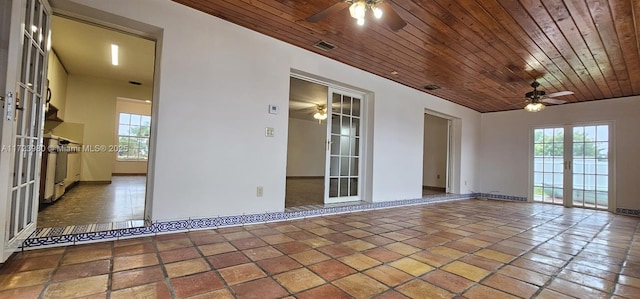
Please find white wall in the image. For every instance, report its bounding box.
[479,96,640,211]
[64,75,152,181]
[286,118,326,177]
[423,114,448,188]
[113,98,151,174]
[64,0,482,220]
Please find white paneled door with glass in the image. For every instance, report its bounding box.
[532,124,612,210]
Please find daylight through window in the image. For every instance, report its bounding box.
[118,113,151,161]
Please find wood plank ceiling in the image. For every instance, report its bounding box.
[171,0,640,113]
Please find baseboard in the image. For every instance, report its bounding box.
[112,173,147,176]
[286,176,324,179]
[79,181,111,185]
[423,186,446,192]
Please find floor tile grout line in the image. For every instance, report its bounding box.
[609,219,640,298]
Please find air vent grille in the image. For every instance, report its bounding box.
[313,40,336,51]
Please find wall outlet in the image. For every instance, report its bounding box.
[256,186,263,197]
[464,180,467,186]
[437,174,440,179]
[265,127,275,137]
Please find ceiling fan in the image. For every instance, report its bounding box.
[306,0,407,32]
[520,81,574,112]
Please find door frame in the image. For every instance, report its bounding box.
[289,71,371,204]
[422,112,453,194]
[528,121,615,212]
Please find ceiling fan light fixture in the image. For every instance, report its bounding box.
[349,2,366,19]
[373,6,383,19]
[313,105,328,123]
[524,102,545,112]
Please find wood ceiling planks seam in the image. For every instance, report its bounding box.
[171,0,640,113]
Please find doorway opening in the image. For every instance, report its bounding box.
[286,75,366,207]
[422,113,451,196]
[37,16,155,228]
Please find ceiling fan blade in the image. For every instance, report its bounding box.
[289,100,317,110]
[545,90,574,98]
[380,2,407,31]
[306,2,349,23]
[541,98,567,105]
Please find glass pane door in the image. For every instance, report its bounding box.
[6,0,49,241]
[571,125,609,209]
[325,89,361,203]
[533,127,564,204]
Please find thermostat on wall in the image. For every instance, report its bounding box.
[268,104,278,115]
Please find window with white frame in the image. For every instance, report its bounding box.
[117,113,151,161]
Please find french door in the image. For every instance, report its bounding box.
[0,0,51,262]
[325,88,362,204]
[532,124,611,210]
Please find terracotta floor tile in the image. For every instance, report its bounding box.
[110,282,172,299]
[422,269,475,293]
[308,259,356,281]
[273,241,312,254]
[323,233,356,243]
[0,269,53,290]
[51,260,110,282]
[230,237,268,250]
[511,257,560,276]
[190,234,226,246]
[536,288,576,299]
[231,277,289,299]
[299,237,335,248]
[614,283,640,298]
[221,231,255,241]
[363,247,403,263]
[547,278,609,298]
[522,252,566,268]
[290,249,330,265]
[463,284,519,299]
[341,239,377,251]
[442,261,491,282]
[459,237,492,248]
[170,271,225,298]
[218,263,265,285]
[618,275,640,288]
[43,274,108,298]
[198,242,237,256]
[338,253,382,271]
[498,265,550,286]
[459,255,504,271]
[384,242,421,256]
[159,246,200,264]
[256,255,302,275]
[389,257,434,276]
[273,268,324,293]
[361,235,396,246]
[317,244,357,258]
[375,290,411,299]
[155,238,193,251]
[364,265,412,287]
[296,284,351,299]
[475,248,516,263]
[274,224,301,233]
[565,261,618,281]
[243,246,283,261]
[260,234,295,245]
[2,254,62,273]
[165,258,211,278]
[286,231,319,241]
[61,248,112,265]
[410,250,456,267]
[185,288,235,299]
[482,273,539,298]
[344,229,374,238]
[307,227,337,236]
[396,279,454,299]
[429,246,467,259]
[557,269,614,292]
[111,266,165,290]
[445,240,482,253]
[333,273,389,299]
[114,242,156,257]
[0,285,44,299]
[380,232,412,242]
[207,251,250,269]
[112,253,158,272]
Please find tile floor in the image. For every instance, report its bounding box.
[3,199,640,298]
[37,176,146,228]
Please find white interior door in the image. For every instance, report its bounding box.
[0,0,51,262]
[532,124,611,211]
[325,88,362,204]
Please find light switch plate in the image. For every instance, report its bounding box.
[265,127,275,137]
[268,104,278,114]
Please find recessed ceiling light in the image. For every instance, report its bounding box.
[424,84,440,90]
[391,71,398,75]
[111,44,119,66]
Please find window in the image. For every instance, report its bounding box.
[118,113,151,161]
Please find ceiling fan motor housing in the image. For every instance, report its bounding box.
[526,81,545,101]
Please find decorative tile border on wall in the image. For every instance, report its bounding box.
[476,192,528,202]
[22,193,476,249]
[616,208,640,217]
